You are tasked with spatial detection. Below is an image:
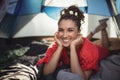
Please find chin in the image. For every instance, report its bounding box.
[62,44,70,47]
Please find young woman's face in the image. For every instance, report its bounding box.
[58,19,80,47]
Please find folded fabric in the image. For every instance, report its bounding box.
[0,47,30,69]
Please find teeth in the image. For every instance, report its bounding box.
[63,39,69,42]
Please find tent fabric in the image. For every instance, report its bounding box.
[42,0,87,20]
[42,0,113,20]
[115,0,120,14]
[14,0,44,16]
[0,0,45,38]
[87,0,112,16]
[0,0,9,22]
[7,0,18,14]
[8,0,44,15]
[0,0,119,38]
[0,13,17,37]
[42,6,87,20]
[44,0,87,7]
[13,13,58,38]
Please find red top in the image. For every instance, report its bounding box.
[36,38,109,73]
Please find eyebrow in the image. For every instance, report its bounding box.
[68,27,75,29]
[58,27,76,29]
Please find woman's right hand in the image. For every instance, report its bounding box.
[54,32,63,47]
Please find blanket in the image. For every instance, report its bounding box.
[90,53,120,80]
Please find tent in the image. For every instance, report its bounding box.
[0,1,120,80]
[0,0,120,41]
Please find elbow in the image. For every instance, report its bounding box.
[43,66,54,75]
[43,69,51,75]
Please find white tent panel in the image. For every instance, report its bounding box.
[109,18,118,38]
[45,0,87,7]
[13,13,118,38]
[13,13,58,38]
[80,14,89,37]
[13,13,89,38]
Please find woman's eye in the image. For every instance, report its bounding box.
[58,29,63,32]
[68,29,73,32]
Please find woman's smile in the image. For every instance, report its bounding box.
[62,39,70,43]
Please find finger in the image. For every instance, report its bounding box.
[54,32,58,41]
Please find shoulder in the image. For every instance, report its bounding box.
[48,42,58,49]
[80,37,99,61]
[82,37,97,48]
[45,42,58,55]
[79,38,99,72]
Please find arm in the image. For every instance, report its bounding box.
[43,32,63,75]
[70,35,93,80]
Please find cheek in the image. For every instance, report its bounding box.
[57,32,62,38]
[72,35,78,40]
[71,32,78,39]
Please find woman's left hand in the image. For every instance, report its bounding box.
[70,33,83,47]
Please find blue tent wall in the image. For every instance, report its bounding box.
[14,0,44,16]
[116,0,120,14]
[0,13,17,37]
[87,0,112,16]
[0,0,44,38]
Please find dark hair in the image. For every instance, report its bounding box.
[58,5,85,31]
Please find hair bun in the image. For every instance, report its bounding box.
[59,5,85,30]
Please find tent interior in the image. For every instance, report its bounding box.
[0,0,120,80]
[0,0,120,44]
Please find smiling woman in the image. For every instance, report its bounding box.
[36,5,109,80]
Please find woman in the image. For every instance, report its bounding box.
[36,5,109,80]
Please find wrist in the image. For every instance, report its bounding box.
[70,44,76,50]
[58,45,63,50]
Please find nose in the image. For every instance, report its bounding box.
[63,31,68,38]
